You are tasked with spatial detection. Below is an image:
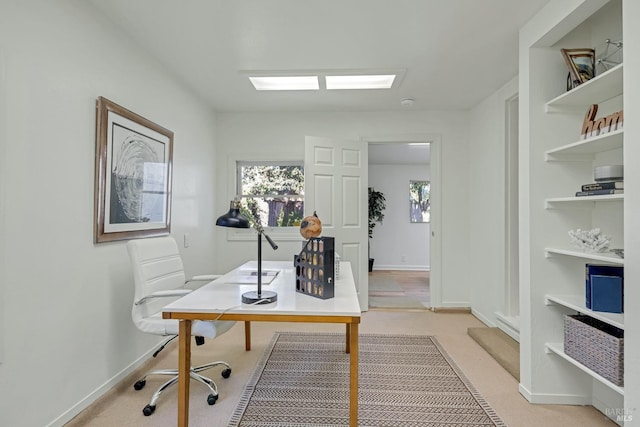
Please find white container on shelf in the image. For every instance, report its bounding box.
[594,165,623,182]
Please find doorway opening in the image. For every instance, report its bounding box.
[495,95,520,340]
[367,141,431,309]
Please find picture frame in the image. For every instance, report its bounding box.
[409,180,430,223]
[561,48,596,90]
[94,97,174,243]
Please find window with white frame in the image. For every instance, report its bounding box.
[236,161,304,228]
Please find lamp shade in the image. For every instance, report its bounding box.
[216,201,250,228]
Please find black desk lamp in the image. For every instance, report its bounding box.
[216,200,278,304]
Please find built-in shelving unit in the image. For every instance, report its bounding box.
[544,247,624,264]
[521,0,625,422]
[544,294,624,329]
[545,128,623,161]
[545,194,623,208]
[544,342,625,395]
[544,63,623,112]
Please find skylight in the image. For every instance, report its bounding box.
[325,74,396,90]
[246,73,400,91]
[248,76,319,91]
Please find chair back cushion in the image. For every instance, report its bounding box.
[127,236,188,334]
[127,236,228,339]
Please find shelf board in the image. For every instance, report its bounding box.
[545,194,624,207]
[545,63,623,111]
[545,294,624,329]
[544,248,624,265]
[545,129,623,161]
[545,342,624,395]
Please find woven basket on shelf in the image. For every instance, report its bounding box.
[564,314,624,386]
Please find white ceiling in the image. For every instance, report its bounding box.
[86,0,549,113]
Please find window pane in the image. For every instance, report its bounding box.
[237,163,304,227]
[409,180,430,223]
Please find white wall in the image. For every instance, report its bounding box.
[467,76,519,327]
[215,111,471,306]
[0,2,219,425]
[368,164,430,270]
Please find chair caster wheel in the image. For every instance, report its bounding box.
[143,404,156,416]
[207,394,218,405]
[221,368,232,379]
[134,380,146,390]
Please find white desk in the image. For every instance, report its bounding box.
[162,260,361,427]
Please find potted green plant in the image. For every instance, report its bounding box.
[368,187,386,272]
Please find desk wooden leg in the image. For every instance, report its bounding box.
[345,323,351,353]
[349,322,358,427]
[244,320,252,351]
[178,320,192,427]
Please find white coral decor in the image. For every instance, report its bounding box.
[568,228,611,253]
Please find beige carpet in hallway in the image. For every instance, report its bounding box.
[65,310,615,427]
[468,327,520,381]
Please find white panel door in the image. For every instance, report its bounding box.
[305,136,368,310]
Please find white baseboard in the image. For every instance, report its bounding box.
[518,383,591,405]
[518,383,533,402]
[470,309,496,328]
[494,312,520,342]
[46,346,158,427]
[439,301,470,309]
[468,310,520,342]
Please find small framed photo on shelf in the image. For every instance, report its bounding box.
[94,97,174,243]
[561,48,596,90]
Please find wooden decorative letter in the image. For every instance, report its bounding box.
[606,111,624,132]
[581,104,598,137]
[581,104,624,139]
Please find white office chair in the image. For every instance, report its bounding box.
[127,236,235,416]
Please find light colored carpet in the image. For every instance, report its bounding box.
[468,327,520,381]
[230,332,506,426]
[64,310,616,427]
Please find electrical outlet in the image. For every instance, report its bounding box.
[184,233,190,248]
[401,254,407,262]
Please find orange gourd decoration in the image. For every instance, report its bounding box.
[300,211,322,239]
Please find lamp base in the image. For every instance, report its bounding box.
[242,290,278,305]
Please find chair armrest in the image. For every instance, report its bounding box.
[134,289,191,305]
[185,275,222,291]
[189,274,222,282]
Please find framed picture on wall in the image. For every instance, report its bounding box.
[94,96,174,243]
[410,180,430,223]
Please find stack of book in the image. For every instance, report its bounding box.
[585,263,624,313]
[575,180,623,197]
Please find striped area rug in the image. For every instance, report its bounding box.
[229,332,505,426]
